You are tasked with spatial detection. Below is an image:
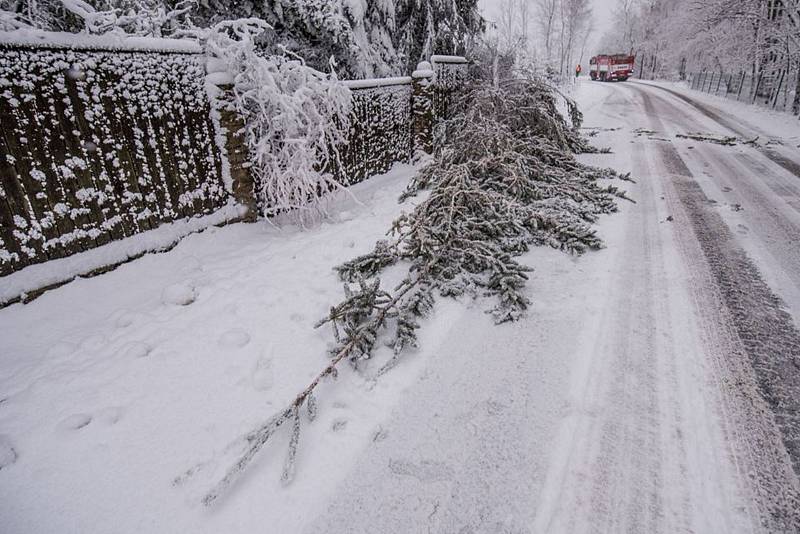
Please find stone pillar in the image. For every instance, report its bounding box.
[411,61,435,156]
[217,84,257,222]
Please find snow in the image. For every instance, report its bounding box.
[205,71,233,86]
[430,55,468,64]
[644,79,800,145]
[629,79,800,321]
[3,74,798,532]
[0,29,202,53]
[0,435,16,470]
[342,76,412,89]
[0,163,429,534]
[161,281,197,306]
[0,203,247,306]
[411,61,434,78]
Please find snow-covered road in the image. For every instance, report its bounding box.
[2,80,800,533]
[309,81,800,533]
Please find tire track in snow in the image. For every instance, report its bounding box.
[630,81,800,180]
[532,118,748,532]
[626,85,800,319]
[634,85,800,531]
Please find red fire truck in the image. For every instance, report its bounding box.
[589,54,635,82]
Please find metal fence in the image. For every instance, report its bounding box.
[687,69,799,113]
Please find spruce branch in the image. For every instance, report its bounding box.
[182,75,634,506]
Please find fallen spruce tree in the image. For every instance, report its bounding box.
[178,76,633,505]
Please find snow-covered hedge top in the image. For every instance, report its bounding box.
[430,55,468,65]
[0,29,201,54]
[343,76,412,90]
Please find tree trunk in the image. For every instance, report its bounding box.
[792,64,800,115]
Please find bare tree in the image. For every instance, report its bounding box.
[557,0,592,77]
[536,0,559,64]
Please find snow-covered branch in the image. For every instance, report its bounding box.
[176,73,631,505]
[196,18,353,221]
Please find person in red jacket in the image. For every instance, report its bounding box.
[575,64,582,78]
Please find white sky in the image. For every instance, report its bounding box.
[478,0,617,51]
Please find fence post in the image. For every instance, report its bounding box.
[411,61,435,156]
[752,72,763,104]
[737,72,746,101]
[771,69,786,110]
[217,85,258,221]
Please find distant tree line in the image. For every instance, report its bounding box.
[596,0,800,112]
[480,0,593,80]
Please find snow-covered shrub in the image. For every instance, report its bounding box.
[0,0,194,35]
[3,1,485,78]
[198,18,353,221]
[188,0,484,78]
[178,74,632,505]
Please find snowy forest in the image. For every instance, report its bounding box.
[488,0,593,78]
[485,0,800,112]
[595,0,800,87]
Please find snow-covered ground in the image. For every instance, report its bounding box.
[0,163,458,533]
[3,78,800,533]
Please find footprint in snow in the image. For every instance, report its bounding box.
[57,413,92,432]
[95,406,124,426]
[252,354,274,392]
[46,341,78,358]
[0,435,17,470]
[109,309,139,328]
[161,282,196,306]
[372,426,388,443]
[388,458,454,483]
[122,341,152,359]
[218,328,251,348]
[80,334,108,351]
[178,256,203,275]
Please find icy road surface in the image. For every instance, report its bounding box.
[2,81,800,533]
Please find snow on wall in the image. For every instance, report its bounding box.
[0,43,229,276]
[0,29,202,53]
